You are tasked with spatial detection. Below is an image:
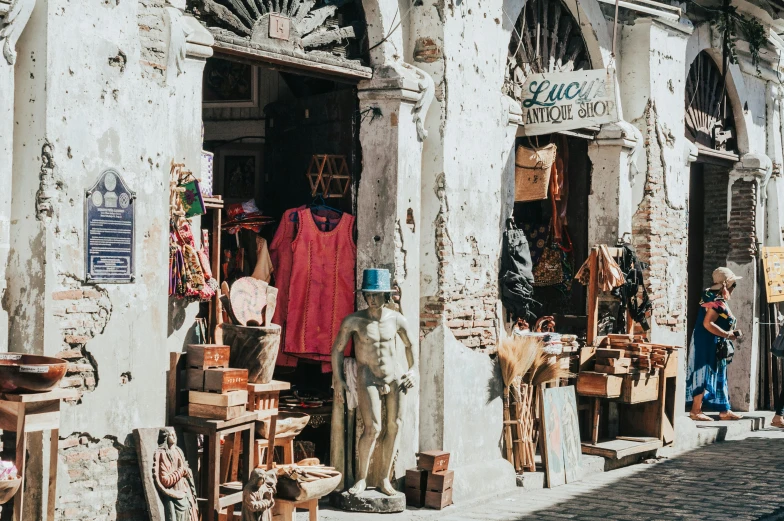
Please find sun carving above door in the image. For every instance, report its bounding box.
[191,0,361,59]
[504,0,591,103]
[685,51,737,153]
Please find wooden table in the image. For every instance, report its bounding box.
[174,412,256,521]
[0,388,78,521]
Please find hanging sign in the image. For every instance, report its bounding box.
[762,247,784,303]
[519,68,620,136]
[85,169,135,283]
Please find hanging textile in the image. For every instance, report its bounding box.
[251,236,274,283]
[611,244,651,332]
[284,207,355,373]
[499,219,540,323]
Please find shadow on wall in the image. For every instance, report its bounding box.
[168,297,200,347]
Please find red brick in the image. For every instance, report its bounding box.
[52,290,83,300]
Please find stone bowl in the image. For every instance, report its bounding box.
[0,478,21,505]
[0,354,68,393]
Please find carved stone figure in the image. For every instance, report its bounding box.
[331,268,418,497]
[241,468,277,521]
[152,428,199,521]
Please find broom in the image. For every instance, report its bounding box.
[498,336,539,470]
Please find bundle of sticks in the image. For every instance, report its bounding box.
[594,334,671,375]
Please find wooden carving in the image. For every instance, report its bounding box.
[504,0,589,103]
[153,428,199,521]
[685,51,737,152]
[192,0,357,53]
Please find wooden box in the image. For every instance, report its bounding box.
[406,468,427,489]
[620,374,659,404]
[186,369,205,391]
[187,403,246,420]
[186,344,229,369]
[189,390,248,407]
[417,450,450,473]
[425,489,453,509]
[576,372,623,398]
[204,368,248,393]
[427,470,454,492]
[405,486,425,507]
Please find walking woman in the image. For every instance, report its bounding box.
[686,268,744,421]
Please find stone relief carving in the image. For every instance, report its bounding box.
[36,141,65,223]
[407,64,434,142]
[0,0,36,65]
[166,8,195,77]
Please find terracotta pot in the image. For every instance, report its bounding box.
[0,478,21,505]
[0,354,68,393]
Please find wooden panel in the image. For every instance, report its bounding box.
[576,372,622,398]
[23,401,61,433]
[0,401,21,432]
[620,374,659,404]
[204,368,248,393]
[425,489,453,510]
[189,390,248,407]
[664,350,679,378]
[0,389,78,402]
[188,403,247,421]
[187,369,205,391]
[247,381,291,393]
[581,437,662,459]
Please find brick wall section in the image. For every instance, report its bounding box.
[631,101,687,333]
[728,178,758,264]
[57,434,146,521]
[52,284,112,402]
[702,166,730,287]
[138,0,167,83]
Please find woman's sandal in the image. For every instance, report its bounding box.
[689,412,714,421]
[771,417,784,428]
[719,411,744,421]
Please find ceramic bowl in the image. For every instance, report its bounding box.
[0,354,68,393]
[0,478,21,504]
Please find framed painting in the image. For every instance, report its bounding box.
[540,385,582,488]
[217,146,263,203]
[202,58,258,108]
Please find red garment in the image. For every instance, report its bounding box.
[284,208,355,372]
[270,207,303,368]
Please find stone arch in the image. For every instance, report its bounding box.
[685,23,750,155]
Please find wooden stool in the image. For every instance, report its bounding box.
[273,498,318,521]
[247,381,291,470]
[0,388,78,521]
[254,435,295,467]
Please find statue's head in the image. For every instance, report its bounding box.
[157,428,176,448]
[249,468,277,492]
[360,268,394,310]
[363,292,391,309]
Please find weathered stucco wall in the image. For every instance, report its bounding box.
[9,1,211,518]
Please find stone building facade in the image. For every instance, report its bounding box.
[2,0,784,519]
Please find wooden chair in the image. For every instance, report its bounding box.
[247,381,291,470]
[273,498,318,521]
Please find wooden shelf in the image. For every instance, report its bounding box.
[581,437,662,459]
[203,196,224,210]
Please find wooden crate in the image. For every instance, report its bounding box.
[186,369,205,391]
[186,344,229,369]
[620,374,659,404]
[187,403,246,420]
[189,390,248,407]
[576,372,623,398]
[405,486,425,507]
[204,368,248,393]
[426,470,454,492]
[425,489,453,509]
[417,450,449,473]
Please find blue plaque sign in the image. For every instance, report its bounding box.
[85,169,135,283]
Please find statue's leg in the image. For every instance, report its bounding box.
[378,381,405,496]
[349,368,382,495]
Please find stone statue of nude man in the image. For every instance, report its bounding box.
[332,268,418,497]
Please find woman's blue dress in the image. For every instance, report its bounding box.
[685,290,735,413]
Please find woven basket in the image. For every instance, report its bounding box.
[515,143,557,202]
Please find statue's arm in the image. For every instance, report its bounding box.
[397,314,419,388]
[331,318,353,390]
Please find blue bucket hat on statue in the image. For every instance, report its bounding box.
[361,268,393,293]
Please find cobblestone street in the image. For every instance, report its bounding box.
[317,427,784,521]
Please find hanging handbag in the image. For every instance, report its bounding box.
[532,230,565,287]
[716,337,735,364]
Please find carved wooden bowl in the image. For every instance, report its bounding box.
[0,478,22,505]
[257,411,310,439]
[0,354,68,393]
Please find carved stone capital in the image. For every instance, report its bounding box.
[0,0,36,65]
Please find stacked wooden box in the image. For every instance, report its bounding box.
[405,450,453,510]
[186,344,249,420]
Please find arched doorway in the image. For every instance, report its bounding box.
[504,0,594,333]
[685,50,740,337]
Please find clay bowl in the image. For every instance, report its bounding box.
[0,354,68,393]
[0,478,21,504]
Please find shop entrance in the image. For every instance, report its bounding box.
[199,54,363,464]
[684,51,739,345]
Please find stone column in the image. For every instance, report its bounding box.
[0,0,36,352]
[355,64,429,483]
[587,123,640,246]
[725,153,770,411]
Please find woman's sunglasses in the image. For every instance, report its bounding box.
[729,282,737,289]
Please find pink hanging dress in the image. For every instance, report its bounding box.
[270,207,302,368]
[284,208,355,372]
